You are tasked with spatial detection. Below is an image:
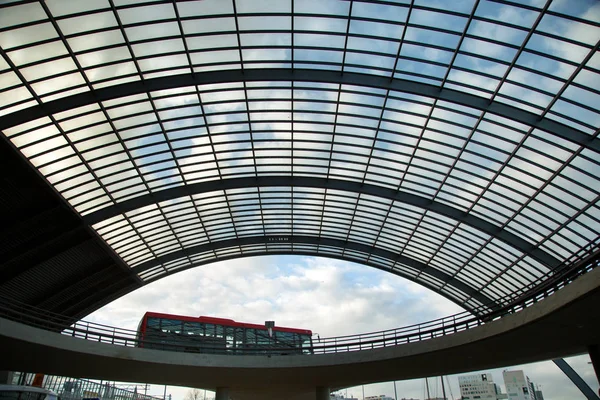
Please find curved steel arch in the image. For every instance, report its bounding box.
[84,175,561,270]
[131,235,498,313]
[0,69,597,152]
[0,0,598,321]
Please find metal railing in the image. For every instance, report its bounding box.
[0,252,597,356]
[11,372,163,400]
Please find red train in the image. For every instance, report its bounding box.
[136,311,313,354]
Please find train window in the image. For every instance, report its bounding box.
[204,323,215,337]
[137,312,311,355]
[215,324,225,338]
[183,322,203,335]
[160,319,182,333]
[146,317,160,329]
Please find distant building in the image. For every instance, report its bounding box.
[459,373,505,400]
[502,370,536,400]
[330,393,358,400]
[365,396,394,400]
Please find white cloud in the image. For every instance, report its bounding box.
[85,255,598,400]
[85,255,456,398]
[88,255,462,335]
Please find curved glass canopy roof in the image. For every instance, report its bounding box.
[0,0,599,314]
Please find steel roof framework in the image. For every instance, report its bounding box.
[0,0,598,314]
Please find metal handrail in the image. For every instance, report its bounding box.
[0,252,597,355]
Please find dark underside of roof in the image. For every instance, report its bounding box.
[0,137,141,321]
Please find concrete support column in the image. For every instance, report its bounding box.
[215,387,230,400]
[589,344,600,384]
[316,386,330,400]
[0,371,14,384]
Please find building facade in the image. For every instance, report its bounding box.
[459,373,504,400]
[365,396,394,400]
[330,393,358,400]
[502,371,536,400]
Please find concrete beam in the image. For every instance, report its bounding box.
[316,387,330,400]
[589,344,600,386]
[215,388,229,400]
[0,371,13,384]
[0,266,598,391]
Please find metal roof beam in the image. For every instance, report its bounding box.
[85,176,562,271]
[131,234,498,313]
[0,69,597,152]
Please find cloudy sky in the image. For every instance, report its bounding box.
[86,255,599,400]
[1,1,597,399]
